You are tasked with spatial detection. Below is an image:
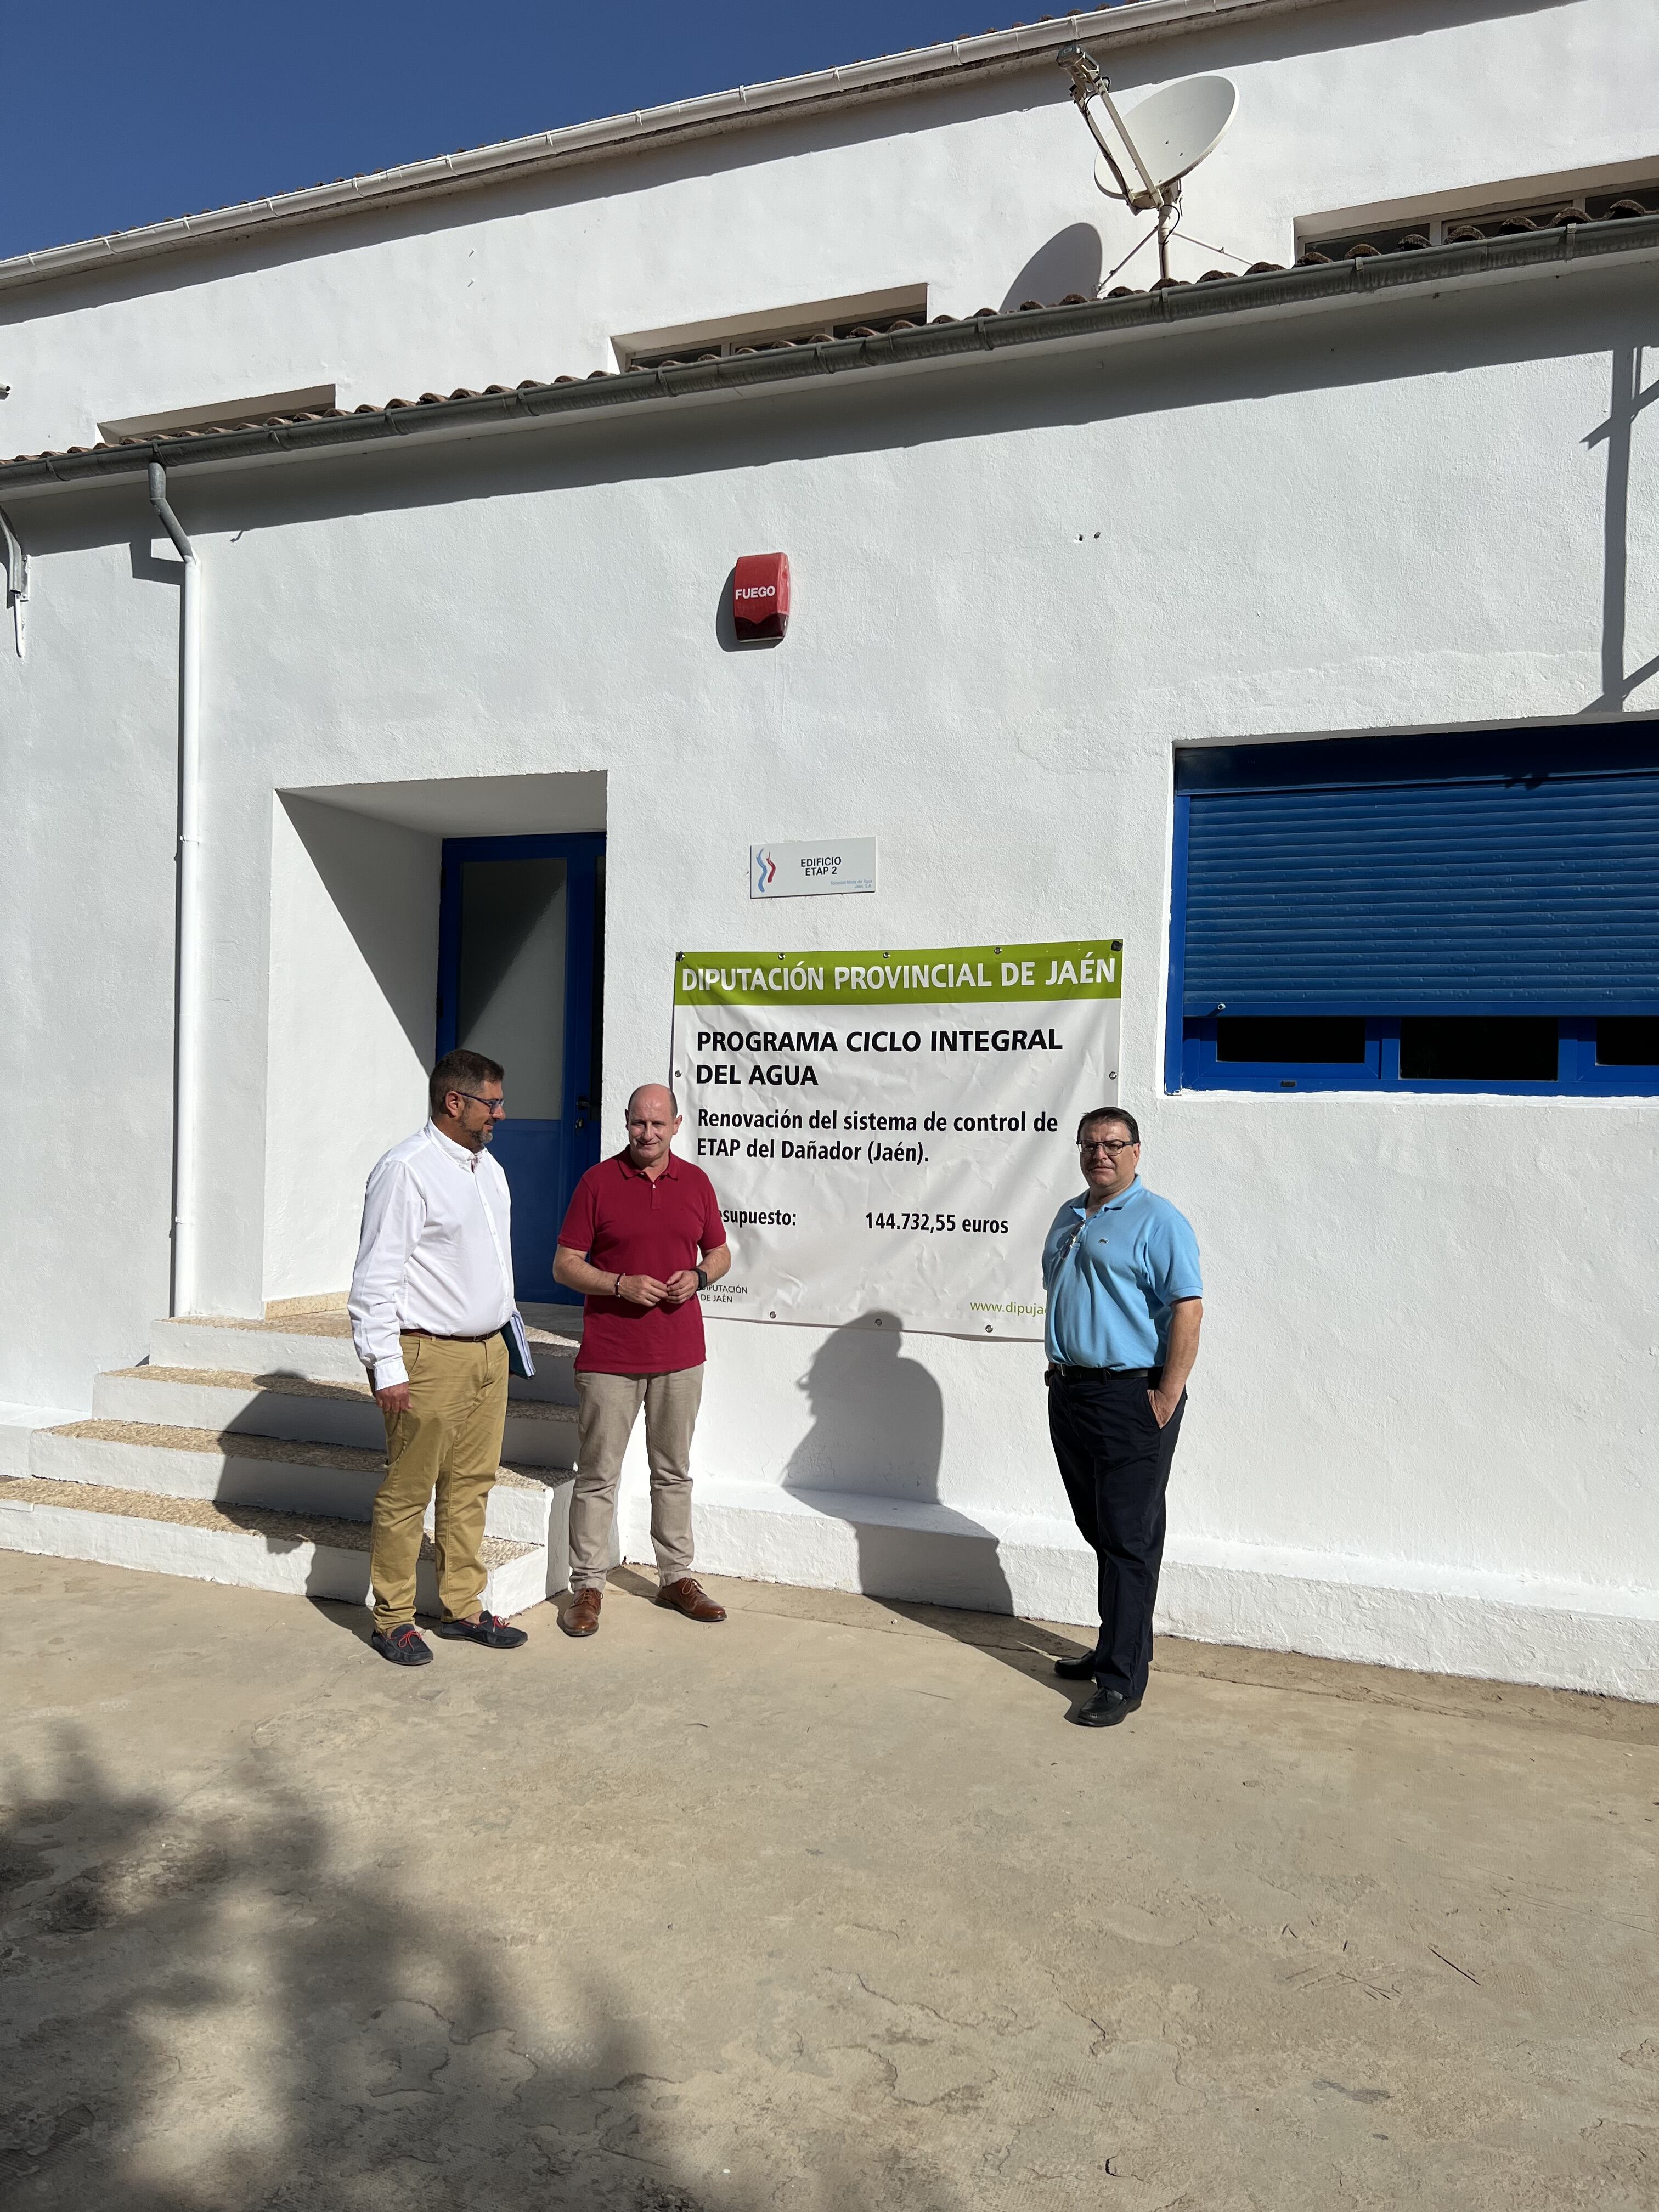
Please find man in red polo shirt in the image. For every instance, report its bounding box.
[551,1082,732,1635]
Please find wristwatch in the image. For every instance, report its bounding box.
[695,1267,710,1291]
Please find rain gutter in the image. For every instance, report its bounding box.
[3,215,1656,499]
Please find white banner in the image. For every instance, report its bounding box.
[670,938,1121,1338]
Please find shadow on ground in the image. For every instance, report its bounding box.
[307,1592,381,1647]
[0,1728,957,2211]
[879,1599,1089,1703]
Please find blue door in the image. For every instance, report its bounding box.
[436,832,605,1306]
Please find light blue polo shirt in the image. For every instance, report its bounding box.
[1042,1178,1203,1369]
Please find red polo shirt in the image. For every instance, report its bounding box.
[558,1150,727,1375]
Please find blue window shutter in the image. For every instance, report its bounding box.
[1177,731,1659,1016]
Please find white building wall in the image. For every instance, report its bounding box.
[0,526,180,1380]
[0,0,1651,459]
[1,0,1656,1691]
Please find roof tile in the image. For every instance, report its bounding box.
[8,205,1656,474]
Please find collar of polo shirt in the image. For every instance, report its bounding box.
[622,1153,679,1180]
[1082,1175,1139,1215]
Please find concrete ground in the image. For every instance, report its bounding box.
[2,1553,1656,2212]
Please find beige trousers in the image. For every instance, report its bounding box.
[571,1365,704,1591]
[370,1332,509,1632]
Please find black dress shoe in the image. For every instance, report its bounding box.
[1053,1652,1097,1681]
[1071,1687,1143,1728]
[435,1610,528,1649]
[371,1623,433,1667]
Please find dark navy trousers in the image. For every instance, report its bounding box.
[1047,1368,1186,1699]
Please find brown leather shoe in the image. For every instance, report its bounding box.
[656,1577,727,1622]
[560,1587,603,1637]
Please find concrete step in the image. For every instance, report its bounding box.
[33,1420,569,1550]
[150,1312,580,1403]
[0,1475,547,1618]
[0,1400,87,1477]
[92,1366,577,1469]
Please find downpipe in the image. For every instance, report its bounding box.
[0,504,25,656]
[148,464,202,1317]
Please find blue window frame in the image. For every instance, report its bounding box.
[1166,728,1659,1094]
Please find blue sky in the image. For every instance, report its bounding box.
[1,4,1126,259]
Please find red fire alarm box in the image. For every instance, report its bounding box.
[733,552,791,640]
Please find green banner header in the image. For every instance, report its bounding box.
[675,939,1123,1008]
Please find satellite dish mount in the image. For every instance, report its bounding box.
[1057,46,1237,285]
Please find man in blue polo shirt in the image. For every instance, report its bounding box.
[1041,1105,1203,1728]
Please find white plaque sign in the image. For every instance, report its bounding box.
[751,838,877,899]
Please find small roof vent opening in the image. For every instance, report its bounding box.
[98,385,337,442]
[613,290,927,372]
[1300,165,1659,260]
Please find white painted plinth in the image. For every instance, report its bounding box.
[618,1478,1659,1702]
[0,1403,88,1477]
[0,1492,548,1619]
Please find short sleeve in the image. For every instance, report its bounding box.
[557,1171,599,1254]
[701,1176,727,1251]
[1146,1205,1203,1304]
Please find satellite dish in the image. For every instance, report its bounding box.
[1092,75,1238,205]
[1057,47,1240,284]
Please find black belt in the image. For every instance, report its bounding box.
[1046,1364,1159,1385]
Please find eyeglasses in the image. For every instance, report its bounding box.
[1079,1138,1136,1156]
[453,1092,506,1115]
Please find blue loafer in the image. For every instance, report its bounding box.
[371,1623,433,1667]
[435,1610,528,1649]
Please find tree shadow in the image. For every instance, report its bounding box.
[782,1313,1014,1618]
[0,1725,960,2210]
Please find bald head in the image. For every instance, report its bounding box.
[628,1082,678,1119]
[624,1083,681,1177]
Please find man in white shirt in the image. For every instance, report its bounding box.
[348,1049,529,1666]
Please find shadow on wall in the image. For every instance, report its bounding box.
[279,794,437,1063]
[1586,342,1659,715]
[0,1726,958,2210]
[1001,223,1103,312]
[782,1312,1014,1616]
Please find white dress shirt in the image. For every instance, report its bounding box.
[348,1122,515,1387]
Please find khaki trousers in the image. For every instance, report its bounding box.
[571,1365,704,1591]
[370,1332,509,1632]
